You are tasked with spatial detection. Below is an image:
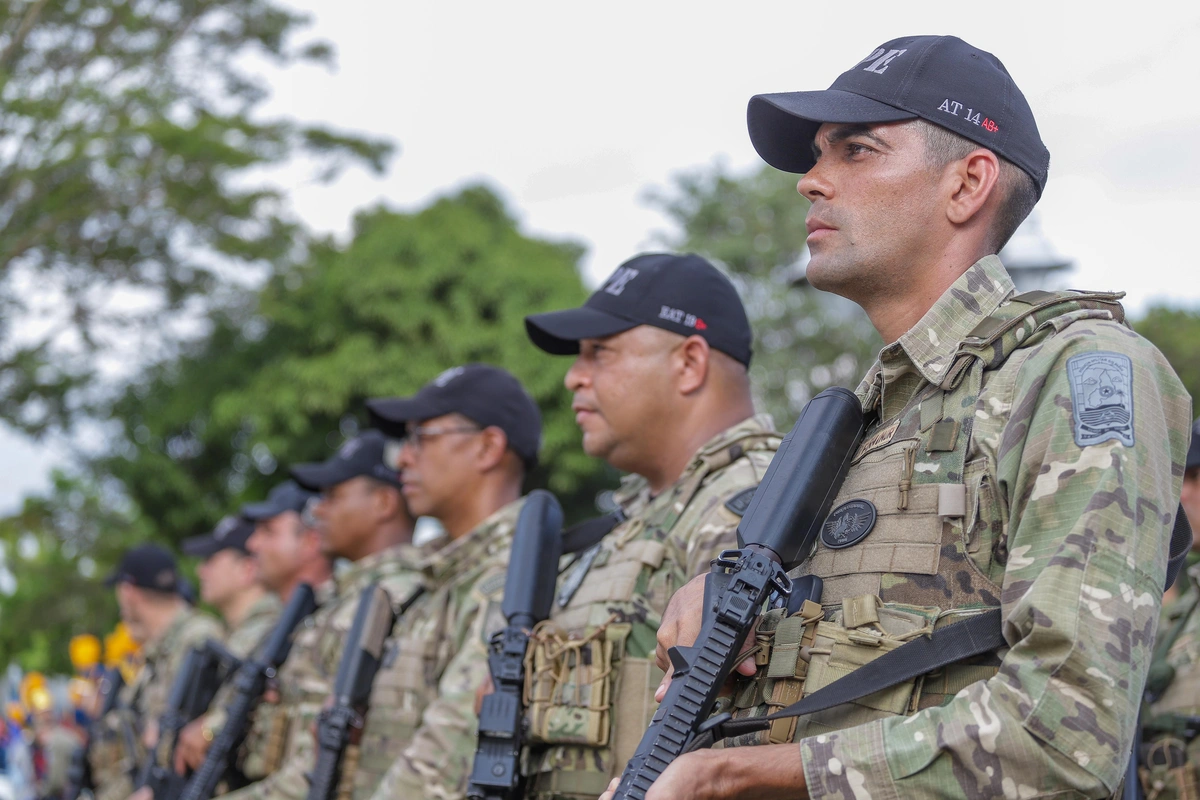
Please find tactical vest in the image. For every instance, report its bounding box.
[524,426,780,799]
[1141,583,1200,800]
[725,289,1128,747]
[347,581,440,799]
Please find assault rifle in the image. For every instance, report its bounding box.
[611,387,866,800]
[179,584,317,800]
[304,584,396,800]
[136,641,238,800]
[467,490,564,800]
[64,667,125,800]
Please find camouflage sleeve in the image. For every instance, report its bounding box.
[800,322,1192,799]
[368,570,505,800]
[676,453,774,579]
[144,614,224,725]
[220,712,317,800]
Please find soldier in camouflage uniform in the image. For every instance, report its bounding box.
[362,364,543,800]
[90,545,222,800]
[520,252,779,799]
[169,513,283,776]
[172,482,331,778]
[219,431,426,800]
[1141,420,1200,798]
[632,35,1193,800]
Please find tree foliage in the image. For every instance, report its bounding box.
[0,0,393,434]
[98,183,612,544]
[0,473,147,674]
[648,162,881,427]
[1133,304,1200,413]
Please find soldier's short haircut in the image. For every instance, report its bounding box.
[914,120,1039,254]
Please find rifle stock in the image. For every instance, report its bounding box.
[179,583,317,800]
[467,490,564,800]
[611,387,865,800]
[304,584,395,800]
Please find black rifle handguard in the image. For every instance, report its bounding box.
[611,387,865,800]
[179,583,317,800]
[305,583,396,800]
[467,489,564,800]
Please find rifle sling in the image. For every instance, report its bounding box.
[701,505,1191,747]
[701,608,1005,746]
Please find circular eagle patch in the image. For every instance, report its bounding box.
[820,500,878,550]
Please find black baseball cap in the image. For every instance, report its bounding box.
[182,515,255,559]
[241,481,315,522]
[747,35,1050,197]
[366,364,542,470]
[1187,418,1200,471]
[525,253,753,366]
[104,544,185,595]
[290,430,402,491]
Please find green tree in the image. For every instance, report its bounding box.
[0,0,392,434]
[648,162,881,427]
[0,473,147,674]
[99,184,612,544]
[1134,305,1200,411]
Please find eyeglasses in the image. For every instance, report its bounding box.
[403,424,482,449]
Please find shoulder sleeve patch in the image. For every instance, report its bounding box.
[1065,351,1135,447]
[724,485,758,517]
[476,571,506,600]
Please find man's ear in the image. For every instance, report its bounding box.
[475,426,510,472]
[945,148,1001,227]
[676,335,712,395]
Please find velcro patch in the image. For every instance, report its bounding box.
[724,486,758,517]
[1066,351,1135,447]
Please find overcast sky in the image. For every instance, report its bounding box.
[2,0,1198,513]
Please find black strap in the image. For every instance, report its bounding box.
[561,509,626,554]
[695,608,1005,747]
[1165,504,1191,593]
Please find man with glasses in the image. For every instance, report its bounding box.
[361,364,541,800]
[170,482,332,781]
[515,252,779,799]
[220,431,426,800]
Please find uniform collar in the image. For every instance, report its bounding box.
[240,592,281,628]
[336,541,422,595]
[613,413,779,509]
[880,255,1015,389]
[144,605,191,661]
[423,498,523,584]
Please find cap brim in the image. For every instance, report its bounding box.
[366,396,444,435]
[102,570,123,588]
[524,307,640,355]
[747,90,917,173]
[181,535,223,559]
[241,499,286,522]
[290,460,359,492]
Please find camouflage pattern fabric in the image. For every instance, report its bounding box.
[90,605,223,800]
[363,499,524,800]
[221,543,426,800]
[523,415,780,800]
[202,592,283,743]
[1143,563,1200,798]
[738,256,1191,799]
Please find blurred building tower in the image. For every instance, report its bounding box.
[998,210,1074,293]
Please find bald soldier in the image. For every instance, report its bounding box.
[89,545,222,800]
[632,34,1192,800]
[219,432,426,800]
[362,364,542,800]
[514,252,780,799]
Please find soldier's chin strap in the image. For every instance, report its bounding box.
[691,504,1192,751]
